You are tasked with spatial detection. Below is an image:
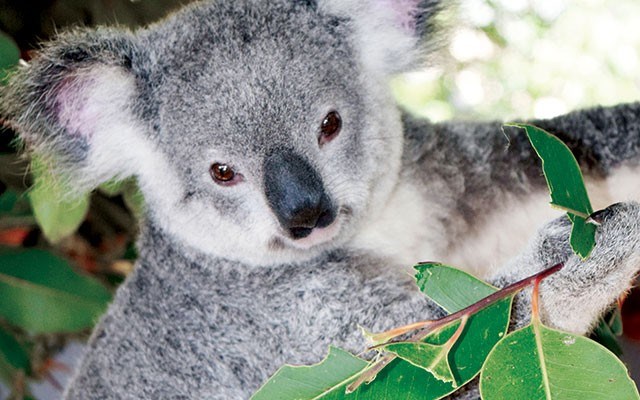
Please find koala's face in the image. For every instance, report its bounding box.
[4,0,434,266]
[136,2,405,265]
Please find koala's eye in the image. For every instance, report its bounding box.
[319,111,342,145]
[210,163,242,186]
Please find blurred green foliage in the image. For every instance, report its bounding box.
[0,32,18,83]
[393,0,640,122]
[0,248,111,333]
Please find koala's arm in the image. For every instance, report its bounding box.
[489,202,640,335]
[418,102,640,335]
[404,103,640,210]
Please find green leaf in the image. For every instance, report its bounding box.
[348,357,460,399]
[415,262,497,312]
[0,356,16,391]
[567,214,597,259]
[383,265,504,385]
[512,123,593,216]
[254,264,514,400]
[253,346,465,400]
[251,346,368,400]
[480,321,640,399]
[607,306,623,336]
[508,123,596,258]
[0,190,18,214]
[255,323,507,400]
[592,318,623,357]
[0,32,19,84]
[591,307,624,357]
[382,321,461,385]
[0,327,32,397]
[99,178,145,218]
[0,184,32,219]
[0,327,29,374]
[0,248,111,333]
[413,263,513,389]
[98,179,128,197]
[28,158,89,244]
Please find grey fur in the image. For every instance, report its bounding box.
[1,1,640,399]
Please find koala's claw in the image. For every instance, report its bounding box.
[588,201,633,226]
[586,210,606,225]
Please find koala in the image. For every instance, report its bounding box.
[2,0,640,399]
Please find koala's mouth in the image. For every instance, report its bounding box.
[287,217,342,249]
[268,207,351,252]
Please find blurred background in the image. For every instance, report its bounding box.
[0,0,638,398]
[394,0,640,121]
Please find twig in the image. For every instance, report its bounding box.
[346,262,564,393]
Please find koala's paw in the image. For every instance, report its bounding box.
[539,201,640,334]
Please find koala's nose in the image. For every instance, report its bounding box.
[263,149,336,239]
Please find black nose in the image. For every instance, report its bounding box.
[264,149,336,239]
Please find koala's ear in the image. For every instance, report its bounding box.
[320,0,444,75]
[1,27,151,192]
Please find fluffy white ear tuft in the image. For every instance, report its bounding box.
[53,65,148,190]
[320,0,443,75]
[1,27,152,194]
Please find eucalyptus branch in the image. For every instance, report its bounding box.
[346,262,565,393]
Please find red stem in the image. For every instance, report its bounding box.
[531,273,545,321]
[411,262,563,339]
[347,262,565,393]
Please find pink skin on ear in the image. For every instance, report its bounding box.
[379,0,421,34]
[55,74,99,139]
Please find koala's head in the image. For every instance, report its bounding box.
[2,0,442,266]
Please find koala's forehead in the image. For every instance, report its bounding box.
[140,1,359,156]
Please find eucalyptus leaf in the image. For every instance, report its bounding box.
[0,248,111,333]
[415,262,496,313]
[413,263,513,390]
[123,183,145,218]
[28,158,89,244]
[99,178,145,218]
[507,123,596,258]
[0,31,19,83]
[480,321,640,399]
[382,321,461,385]
[253,346,469,400]
[592,318,623,357]
[251,346,368,400]
[0,355,16,390]
[0,327,29,373]
[591,306,624,357]
[98,179,129,197]
[511,123,593,216]
[567,214,597,260]
[607,306,623,336]
[0,189,18,214]
[344,316,506,399]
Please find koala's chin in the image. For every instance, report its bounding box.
[263,204,359,265]
[148,199,352,268]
